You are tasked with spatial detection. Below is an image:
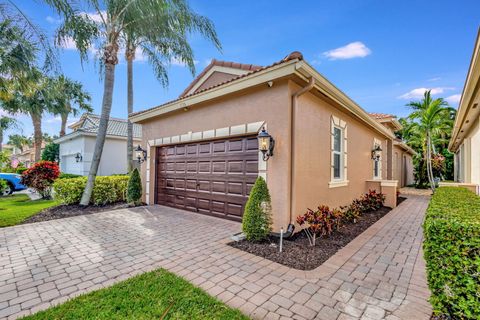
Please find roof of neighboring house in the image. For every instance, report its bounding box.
[55,114,142,144]
[449,28,480,152]
[179,59,262,98]
[130,51,395,140]
[369,112,394,120]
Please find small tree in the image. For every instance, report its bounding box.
[242,176,272,241]
[21,161,60,199]
[127,168,142,206]
[41,143,59,162]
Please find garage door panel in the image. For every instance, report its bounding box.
[156,136,258,221]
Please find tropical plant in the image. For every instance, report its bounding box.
[404,91,455,191]
[242,176,272,241]
[53,0,220,205]
[7,134,30,152]
[0,116,19,152]
[49,75,92,137]
[21,161,60,199]
[127,168,142,205]
[122,0,221,171]
[41,142,59,162]
[296,205,343,246]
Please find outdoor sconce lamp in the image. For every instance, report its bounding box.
[135,145,147,163]
[75,152,82,163]
[257,127,275,161]
[371,144,382,161]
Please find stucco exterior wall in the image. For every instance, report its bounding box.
[393,145,414,187]
[292,83,391,218]
[455,116,480,188]
[140,80,292,229]
[59,135,134,176]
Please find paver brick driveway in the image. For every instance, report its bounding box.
[0,196,432,319]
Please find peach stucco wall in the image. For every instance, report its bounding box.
[291,82,390,219]
[138,78,395,231]
[139,80,293,229]
[393,145,414,187]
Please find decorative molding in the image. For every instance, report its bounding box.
[328,180,349,188]
[330,115,348,185]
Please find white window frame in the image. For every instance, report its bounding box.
[329,116,348,188]
[373,138,382,180]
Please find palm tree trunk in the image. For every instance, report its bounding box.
[126,49,134,172]
[426,133,435,192]
[60,103,71,137]
[30,112,42,162]
[0,130,3,153]
[80,62,116,205]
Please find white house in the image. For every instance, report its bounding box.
[54,114,142,176]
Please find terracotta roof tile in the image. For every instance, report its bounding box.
[369,112,395,120]
[131,51,304,119]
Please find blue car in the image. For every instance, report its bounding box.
[0,173,27,195]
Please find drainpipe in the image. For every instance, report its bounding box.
[289,77,315,225]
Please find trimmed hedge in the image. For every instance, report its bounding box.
[423,187,480,319]
[53,176,129,205]
[59,173,82,179]
[242,176,272,241]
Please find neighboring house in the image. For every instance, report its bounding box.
[54,114,142,176]
[448,31,480,195]
[369,113,415,187]
[11,142,46,168]
[130,52,403,230]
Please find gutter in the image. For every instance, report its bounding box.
[289,77,315,225]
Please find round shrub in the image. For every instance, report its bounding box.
[242,176,272,241]
[127,168,142,205]
[21,161,60,199]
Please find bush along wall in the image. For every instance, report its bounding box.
[242,176,272,241]
[53,176,129,205]
[423,187,480,319]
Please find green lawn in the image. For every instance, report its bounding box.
[23,269,248,320]
[0,194,58,227]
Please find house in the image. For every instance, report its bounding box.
[448,30,480,194]
[130,53,407,230]
[54,114,142,176]
[11,142,46,168]
[369,113,415,187]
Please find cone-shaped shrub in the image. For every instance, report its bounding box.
[242,176,272,241]
[127,168,143,205]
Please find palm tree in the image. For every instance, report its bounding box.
[0,116,19,151]
[2,70,57,161]
[123,0,221,171]
[50,75,92,137]
[7,134,28,152]
[406,90,452,191]
[55,0,220,205]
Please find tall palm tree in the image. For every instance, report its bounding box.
[406,90,451,191]
[123,0,221,171]
[7,133,28,152]
[2,70,57,161]
[56,0,220,205]
[0,116,19,152]
[50,75,92,136]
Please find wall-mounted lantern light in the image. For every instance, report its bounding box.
[135,145,147,163]
[257,127,275,161]
[75,152,82,163]
[371,144,382,161]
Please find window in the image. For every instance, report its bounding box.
[330,116,348,188]
[333,127,343,179]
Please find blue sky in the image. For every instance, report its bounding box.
[6,0,480,139]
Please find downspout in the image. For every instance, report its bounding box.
[289,77,315,225]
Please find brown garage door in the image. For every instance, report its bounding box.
[155,136,258,221]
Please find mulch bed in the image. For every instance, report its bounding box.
[229,197,406,270]
[21,202,142,225]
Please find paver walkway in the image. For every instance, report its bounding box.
[0,195,431,320]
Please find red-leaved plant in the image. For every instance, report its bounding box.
[21,161,60,199]
[296,205,342,246]
[359,189,385,212]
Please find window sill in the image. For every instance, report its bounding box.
[329,180,349,188]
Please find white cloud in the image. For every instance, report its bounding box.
[46,16,61,24]
[80,11,106,24]
[58,36,77,50]
[323,41,371,60]
[398,87,454,100]
[428,77,441,82]
[446,94,461,104]
[46,116,61,124]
